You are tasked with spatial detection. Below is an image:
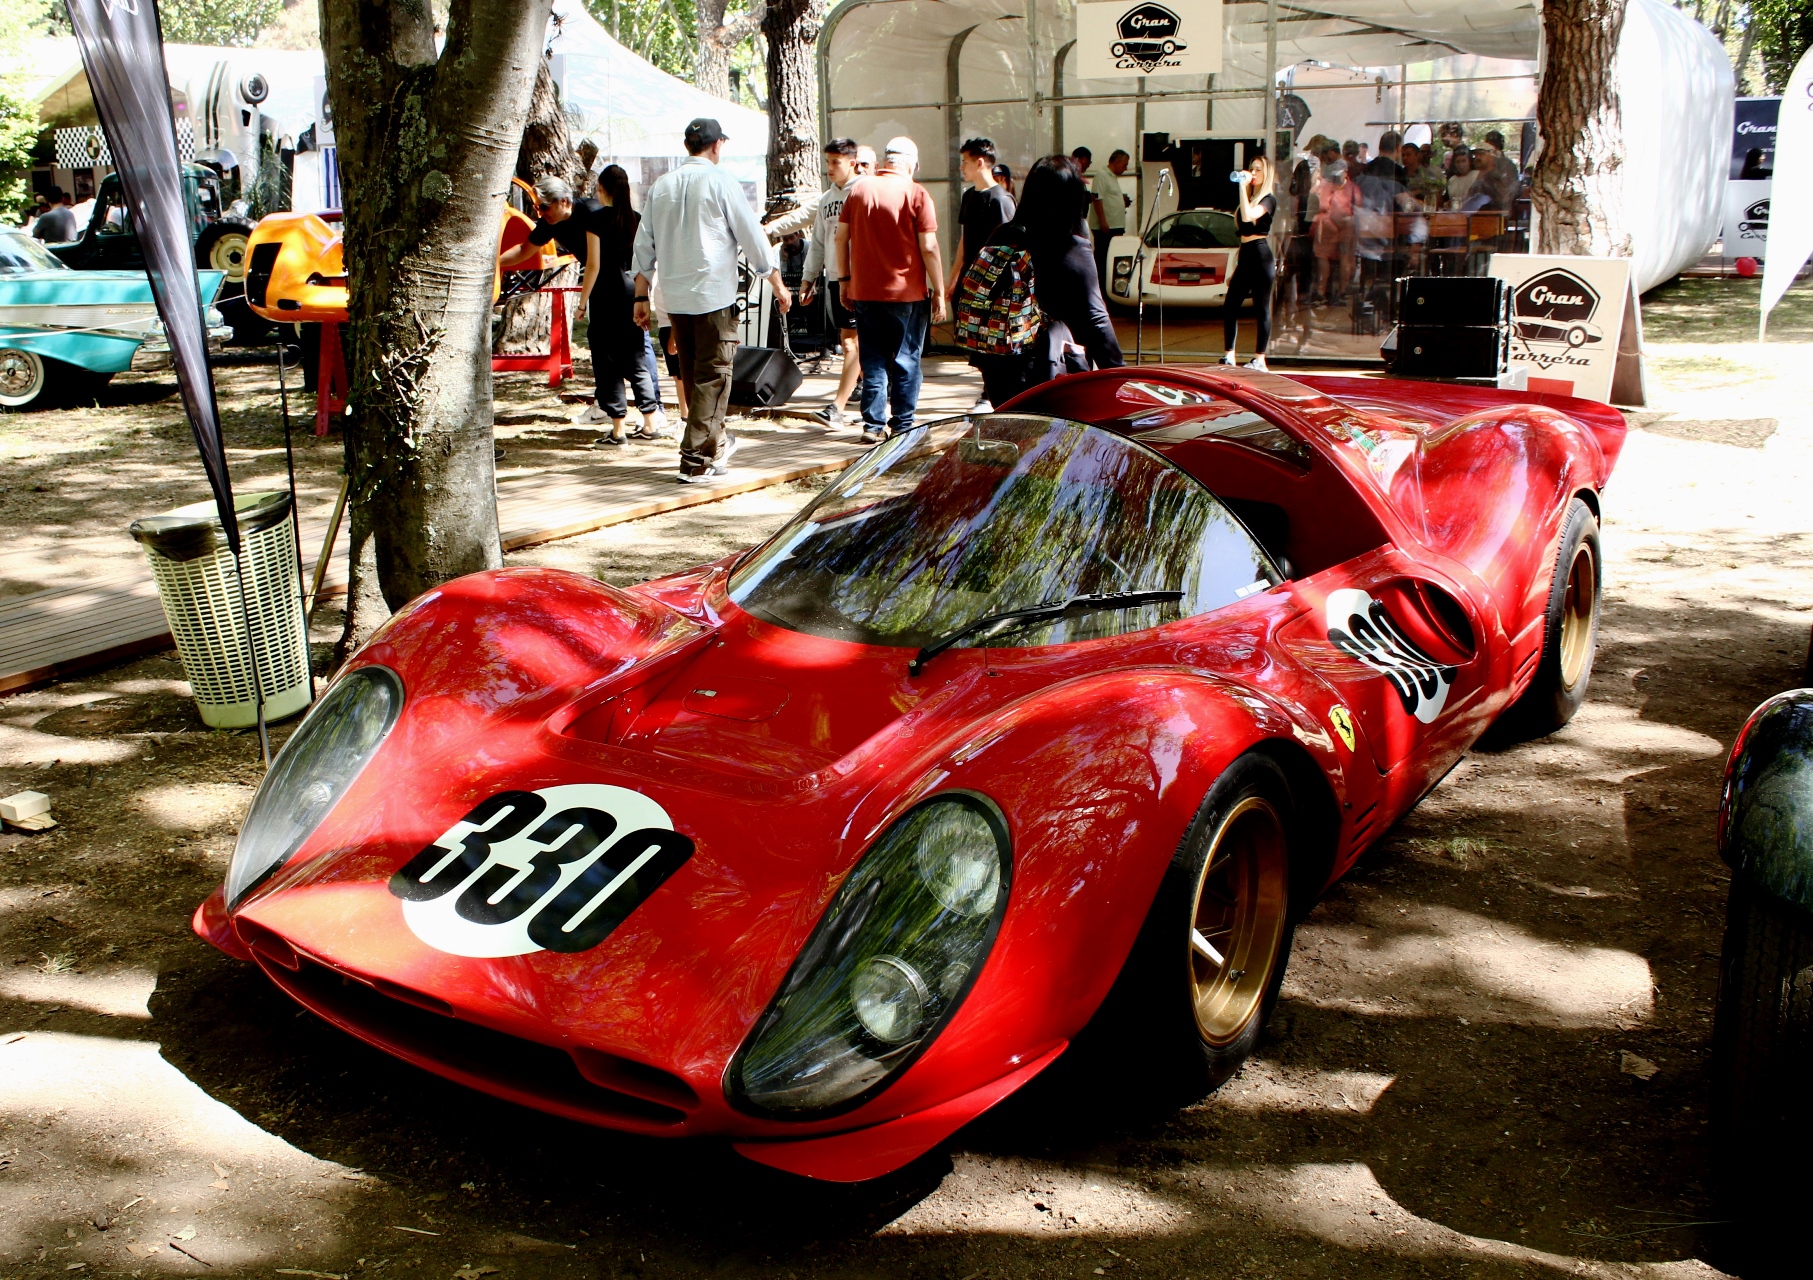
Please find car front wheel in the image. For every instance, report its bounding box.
[1498,496,1600,739]
[0,348,50,409]
[1085,752,1296,1100]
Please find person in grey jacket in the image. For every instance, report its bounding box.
[797,137,871,430]
[632,118,791,482]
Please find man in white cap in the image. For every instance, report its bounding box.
[633,117,791,482]
[834,135,945,442]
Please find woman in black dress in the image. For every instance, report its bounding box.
[1222,153,1276,371]
[582,164,668,446]
[972,155,1123,409]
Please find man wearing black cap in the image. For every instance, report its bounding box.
[633,117,791,483]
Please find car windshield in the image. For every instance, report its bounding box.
[1145,209,1241,249]
[0,232,71,274]
[727,415,1277,652]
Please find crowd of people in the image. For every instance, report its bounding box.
[592,116,1125,485]
[1288,126,1529,308]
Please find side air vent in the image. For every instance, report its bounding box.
[244,240,281,308]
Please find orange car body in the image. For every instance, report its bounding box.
[243,180,568,324]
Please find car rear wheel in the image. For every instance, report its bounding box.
[0,349,50,409]
[1084,752,1296,1101]
[1497,496,1600,740]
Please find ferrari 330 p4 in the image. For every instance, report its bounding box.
[195,366,1625,1181]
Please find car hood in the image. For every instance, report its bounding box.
[229,567,995,1118]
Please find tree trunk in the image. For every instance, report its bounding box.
[696,0,762,101]
[761,0,824,220]
[1531,0,1631,258]
[319,0,553,653]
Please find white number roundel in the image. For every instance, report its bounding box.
[388,784,694,958]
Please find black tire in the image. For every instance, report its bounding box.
[298,323,321,393]
[1498,496,1600,740]
[1079,752,1297,1103]
[1711,878,1813,1278]
[195,216,256,282]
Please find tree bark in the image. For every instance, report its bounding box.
[318,0,553,653]
[1531,0,1631,258]
[695,0,762,101]
[760,0,823,220]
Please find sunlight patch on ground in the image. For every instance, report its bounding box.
[881,1161,1192,1237]
[1285,903,1654,1029]
[0,724,139,767]
[132,782,254,833]
[0,1031,360,1271]
[1220,1160,1728,1278]
[1200,1063,1397,1115]
[0,965,157,1019]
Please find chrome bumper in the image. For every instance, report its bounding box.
[130,324,235,371]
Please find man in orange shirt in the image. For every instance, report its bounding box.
[835,136,947,442]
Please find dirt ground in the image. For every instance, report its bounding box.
[3,281,1812,1280]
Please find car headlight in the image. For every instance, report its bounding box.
[226,665,404,906]
[1113,256,1134,279]
[728,794,1011,1117]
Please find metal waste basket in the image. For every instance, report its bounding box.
[129,491,310,729]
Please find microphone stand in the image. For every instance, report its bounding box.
[1133,169,1174,367]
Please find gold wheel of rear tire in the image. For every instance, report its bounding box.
[1558,541,1597,690]
[1188,795,1289,1047]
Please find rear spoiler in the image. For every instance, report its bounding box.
[1295,375,1628,481]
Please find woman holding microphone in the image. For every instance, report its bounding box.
[1221,153,1277,372]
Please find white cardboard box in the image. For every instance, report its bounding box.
[0,790,51,823]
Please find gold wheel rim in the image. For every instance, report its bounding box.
[1188,796,1289,1047]
[1558,542,1597,690]
[212,233,249,279]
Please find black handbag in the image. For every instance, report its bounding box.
[729,325,804,409]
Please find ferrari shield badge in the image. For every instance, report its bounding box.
[388,784,693,958]
[1329,705,1356,751]
[1325,588,1456,724]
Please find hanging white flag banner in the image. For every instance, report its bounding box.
[1760,45,1813,338]
[1076,0,1222,81]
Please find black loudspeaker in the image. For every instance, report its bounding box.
[1397,276,1509,326]
[1393,326,1507,375]
[1390,276,1509,378]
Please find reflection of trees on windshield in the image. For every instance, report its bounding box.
[729,417,1274,651]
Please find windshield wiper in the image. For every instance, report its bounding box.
[907,590,1185,677]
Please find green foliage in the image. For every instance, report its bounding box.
[581,0,767,111]
[0,0,50,223]
[158,0,284,48]
[1746,0,1813,92]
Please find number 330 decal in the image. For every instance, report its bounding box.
[388,784,693,958]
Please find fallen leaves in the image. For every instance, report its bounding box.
[173,1227,197,1241]
[1620,1051,1660,1081]
[453,1267,500,1280]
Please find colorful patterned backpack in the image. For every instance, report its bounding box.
[954,243,1042,355]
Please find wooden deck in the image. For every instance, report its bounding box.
[0,358,981,695]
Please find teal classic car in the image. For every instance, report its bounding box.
[0,228,228,409]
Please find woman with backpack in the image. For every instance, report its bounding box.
[957,155,1123,409]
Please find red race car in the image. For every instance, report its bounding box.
[195,367,1624,1182]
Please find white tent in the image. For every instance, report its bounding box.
[821,0,1732,294]
[547,3,768,207]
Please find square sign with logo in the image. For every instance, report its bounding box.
[1076,0,1222,80]
[1487,255,1632,404]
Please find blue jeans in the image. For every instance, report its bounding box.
[852,299,929,434]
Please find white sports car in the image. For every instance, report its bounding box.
[1105,208,1242,310]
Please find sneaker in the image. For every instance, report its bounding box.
[704,432,739,476]
[573,403,613,425]
[970,394,993,413]
[678,469,709,484]
[645,408,673,439]
[1248,355,1269,372]
[861,424,887,444]
[596,433,627,447]
[1220,350,1238,367]
[813,404,844,429]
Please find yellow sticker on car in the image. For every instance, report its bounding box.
[1329,705,1356,752]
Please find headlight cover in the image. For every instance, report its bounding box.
[226,665,404,906]
[728,794,1011,1118]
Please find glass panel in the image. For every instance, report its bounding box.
[0,231,71,273]
[1146,209,1241,249]
[729,414,1276,652]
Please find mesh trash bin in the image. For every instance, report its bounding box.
[129,491,311,729]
